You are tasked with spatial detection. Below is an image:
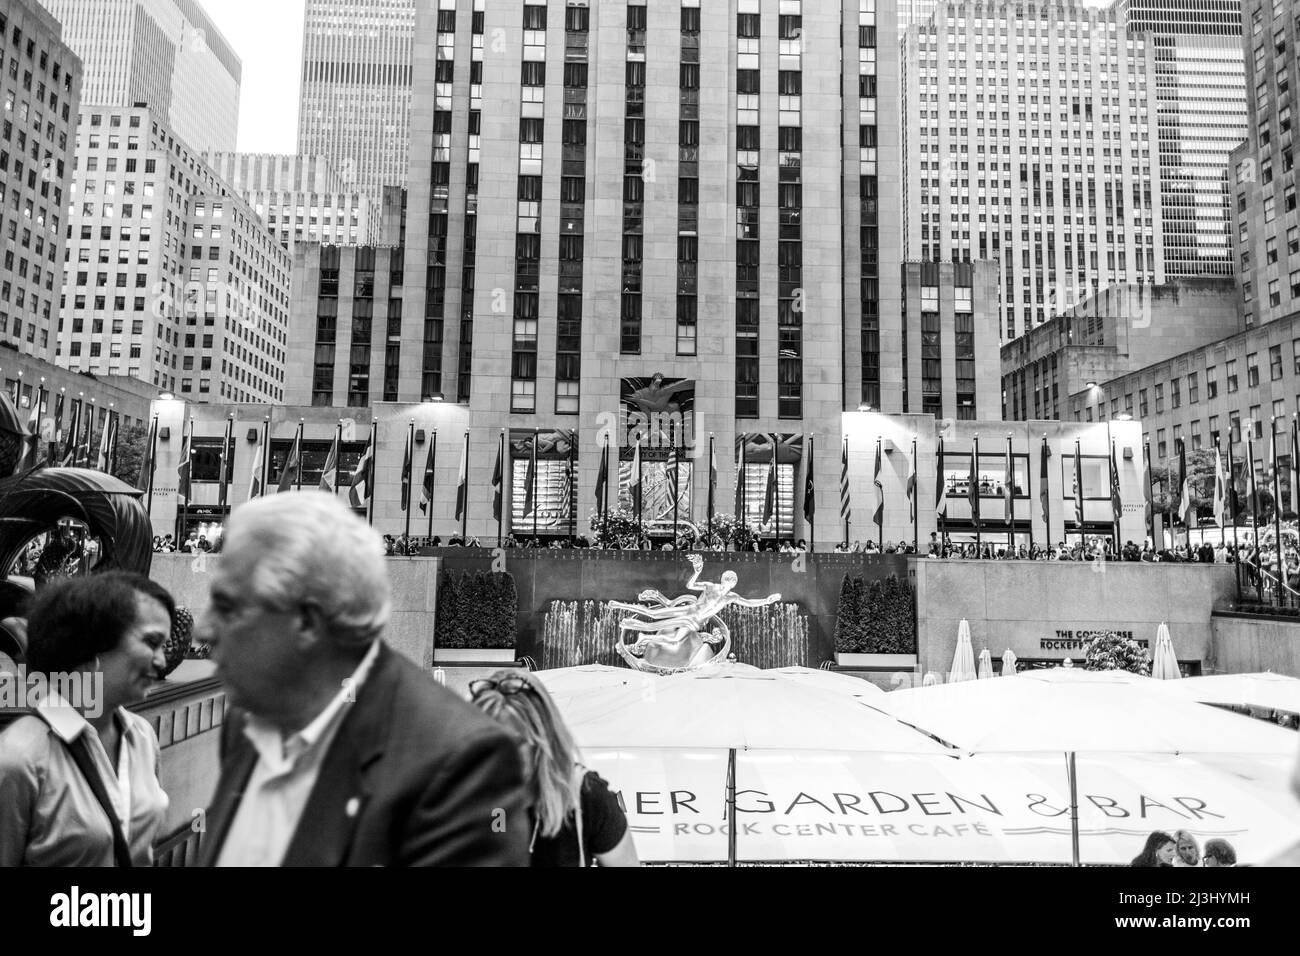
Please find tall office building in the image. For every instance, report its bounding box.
[289,0,1002,537]
[58,105,290,403]
[297,0,416,211]
[39,0,240,153]
[203,152,379,252]
[1113,0,1247,280]
[1231,0,1299,329]
[902,0,1167,343]
[1,0,82,361]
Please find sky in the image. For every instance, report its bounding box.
[203,0,305,154]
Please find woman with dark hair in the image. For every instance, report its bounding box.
[471,671,638,868]
[1131,831,1177,867]
[0,572,175,866]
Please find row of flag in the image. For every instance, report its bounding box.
[12,385,123,474]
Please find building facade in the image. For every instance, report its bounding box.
[1002,278,1240,420]
[1,0,81,362]
[297,0,416,212]
[900,259,1000,419]
[58,105,290,404]
[39,0,240,153]
[1065,309,1300,496]
[202,152,378,252]
[288,0,917,540]
[1115,0,1247,281]
[902,0,1167,342]
[1231,0,1299,329]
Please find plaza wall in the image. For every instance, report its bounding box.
[1209,613,1300,678]
[152,553,1240,675]
[915,560,1236,678]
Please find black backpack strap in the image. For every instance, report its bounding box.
[64,734,133,868]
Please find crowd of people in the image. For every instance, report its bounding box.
[0,492,635,868]
[152,532,223,555]
[12,528,101,583]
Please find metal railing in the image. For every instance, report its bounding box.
[1236,556,1300,610]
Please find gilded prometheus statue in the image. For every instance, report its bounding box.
[610,554,781,674]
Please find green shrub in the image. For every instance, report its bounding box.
[435,569,518,649]
[833,572,916,654]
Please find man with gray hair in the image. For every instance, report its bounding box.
[196,492,529,866]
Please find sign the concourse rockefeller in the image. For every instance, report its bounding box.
[1040,630,1143,652]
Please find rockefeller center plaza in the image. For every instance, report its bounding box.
[0,0,1298,941]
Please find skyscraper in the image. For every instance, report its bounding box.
[39,0,240,153]
[1114,0,1248,280]
[297,0,416,211]
[902,0,1167,342]
[1231,0,1299,328]
[1,0,82,361]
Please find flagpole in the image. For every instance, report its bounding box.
[1074,438,1084,550]
[602,435,610,518]
[333,420,343,496]
[295,419,305,491]
[875,436,883,551]
[738,433,746,530]
[569,430,576,543]
[497,429,505,547]
[1272,417,1284,606]
[973,434,982,555]
[671,427,679,548]
[1111,439,1120,554]
[260,416,271,503]
[218,413,233,519]
[1246,432,1261,600]
[842,436,850,546]
[1006,433,1015,552]
[145,414,159,519]
[1041,435,1049,552]
[1227,441,1241,601]
[636,436,644,547]
[532,428,539,542]
[775,435,782,549]
[428,429,438,540]
[707,433,715,547]
[404,420,415,542]
[461,429,470,542]
[367,425,377,528]
[1145,440,1155,546]
[809,435,817,553]
[911,437,918,555]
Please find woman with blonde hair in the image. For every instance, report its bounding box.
[470,671,638,867]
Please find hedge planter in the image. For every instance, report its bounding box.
[433,648,518,665]
[836,653,918,670]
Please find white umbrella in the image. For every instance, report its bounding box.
[977,648,994,680]
[767,666,885,698]
[949,619,977,683]
[873,666,1297,864]
[1151,622,1181,680]
[556,663,950,754]
[1001,648,1018,676]
[1152,672,1300,714]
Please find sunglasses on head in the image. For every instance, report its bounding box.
[469,675,536,699]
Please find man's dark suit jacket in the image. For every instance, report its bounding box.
[199,642,530,866]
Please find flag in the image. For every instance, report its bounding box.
[1292,418,1300,516]
[1040,439,1051,526]
[1179,439,1193,528]
[840,440,851,523]
[454,433,469,521]
[1004,439,1014,524]
[491,438,504,522]
[278,429,302,493]
[762,441,777,525]
[594,441,608,513]
[248,442,264,500]
[735,437,747,519]
[53,391,65,461]
[872,439,884,534]
[177,428,192,504]
[400,428,413,511]
[418,440,436,514]
[349,430,375,509]
[803,438,815,524]
[1143,443,1153,530]
[1110,441,1122,532]
[96,414,117,472]
[667,440,680,509]
[708,438,718,523]
[969,441,981,527]
[1073,441,1085,526]
[936,436,948,519]
[320,433,340,492]
[906,440,917,522]
[216,419,232,509]
[137,418,157,493]
[22,390,40,467]
[631,442,642,517]
[1213,447,1227,526]
[523,433,537,517]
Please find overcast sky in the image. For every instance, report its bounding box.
[204,0,305,154]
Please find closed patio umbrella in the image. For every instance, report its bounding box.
[1001,648,1018,676]
[977,648,994,680]
[1150,622,1180,680]
[949,619,977,683]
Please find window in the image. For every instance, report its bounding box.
[1271,345,1284,381]
[1226,360,1238,394]
[1247,353,1259,388]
